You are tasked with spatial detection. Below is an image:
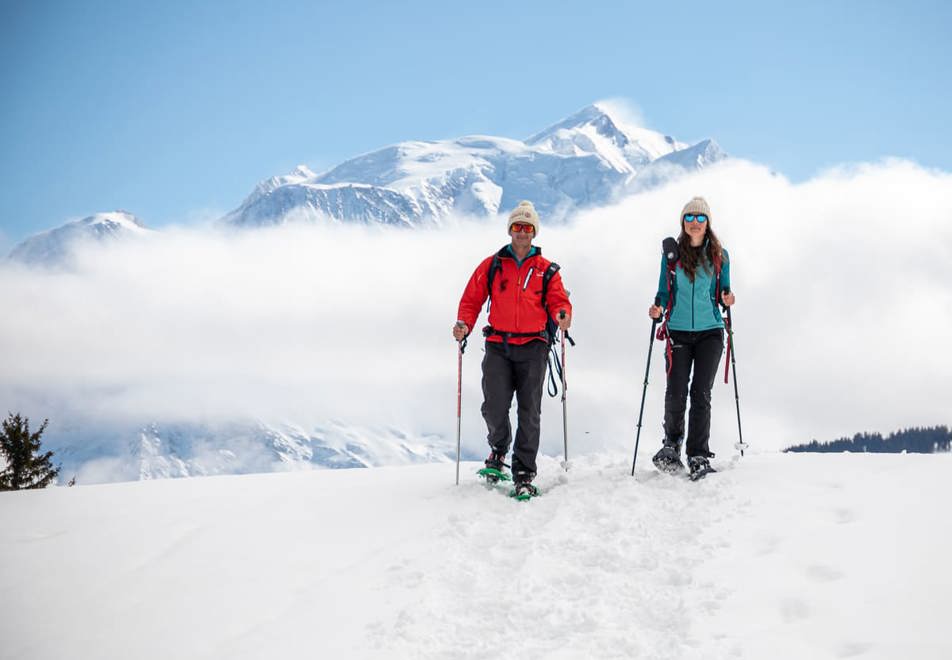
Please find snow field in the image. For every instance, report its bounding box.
[1,452,950,659]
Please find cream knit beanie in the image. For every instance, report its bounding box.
[681,196,712,222]
[508,200,540,235]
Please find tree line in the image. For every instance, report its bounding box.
[785,425,952,454]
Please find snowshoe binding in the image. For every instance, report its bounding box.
[687,455,716,481]
[477,450,511,484]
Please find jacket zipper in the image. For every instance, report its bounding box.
[514,259,521,329]
[691,278,695,328]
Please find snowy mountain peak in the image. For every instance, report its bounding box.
[223,102,727,229]
[527,103,633,144]
[527,103,688,171]
[292,164,317,179]
[82,210,149,232]
[9,210,152,265]
[254,165,320,195]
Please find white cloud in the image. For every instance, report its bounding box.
[594,97,649,129]
[1,157,950,462]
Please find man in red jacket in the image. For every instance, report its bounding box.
[452,200,572,496]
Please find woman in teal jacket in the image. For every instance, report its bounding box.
[648,197,735,479]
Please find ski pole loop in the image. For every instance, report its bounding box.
[544,327,574,398]
[563,329,576,347]
[547,342,563,397]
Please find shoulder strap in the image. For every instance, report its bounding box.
[540,262,560,311]
[665,254,678,310]
[712,250,723,304]
[486,254,503,301]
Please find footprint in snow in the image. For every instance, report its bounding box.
[779,597,811,623]
[836,642,873,657]
[805,563,844,582]
[834,508,858,524]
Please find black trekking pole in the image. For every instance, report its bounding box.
[455,323,468,485]
[631,296,661,476]
[721,290,747,456]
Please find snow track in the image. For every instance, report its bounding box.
[373,455,744,659]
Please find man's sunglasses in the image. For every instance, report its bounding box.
[683,214,708,223]
[510,223,535,233]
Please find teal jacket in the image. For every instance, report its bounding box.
[656,246,730,332]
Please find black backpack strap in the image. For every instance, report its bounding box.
[540,262,560,312]
[485,254,503,312]
[714,252,724,307]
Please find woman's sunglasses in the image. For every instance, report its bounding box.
[683,214,708,223]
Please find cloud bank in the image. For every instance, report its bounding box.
[1,158,950,464]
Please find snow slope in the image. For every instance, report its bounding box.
[2,452,949,660]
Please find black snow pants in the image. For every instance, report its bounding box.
[480,339,549,477]
[663,328,724,458]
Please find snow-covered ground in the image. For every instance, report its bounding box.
[2,451,949,660]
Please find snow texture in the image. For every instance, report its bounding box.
[1,452,949,659]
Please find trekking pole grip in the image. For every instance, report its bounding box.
[455,321,468,354]
[558,309,575,346]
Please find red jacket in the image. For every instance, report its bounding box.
[457,246,572,345]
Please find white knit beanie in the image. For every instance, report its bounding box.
[681,196,712,222]
[508,200,540,235]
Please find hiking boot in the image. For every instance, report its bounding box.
[512,469,536,486]
[652,442,684,474]
[485,450,509,471]
[512,481,540,499]
[687,455,716,481]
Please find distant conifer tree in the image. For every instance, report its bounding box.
[786,425,952,453]
[0,413,60,490]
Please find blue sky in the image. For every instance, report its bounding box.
[1,0,950,244]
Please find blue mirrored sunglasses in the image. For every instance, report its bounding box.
[684,214,708,223]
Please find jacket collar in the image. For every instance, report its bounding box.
[497,244,540,259]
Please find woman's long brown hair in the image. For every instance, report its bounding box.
[677,219,723,282]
